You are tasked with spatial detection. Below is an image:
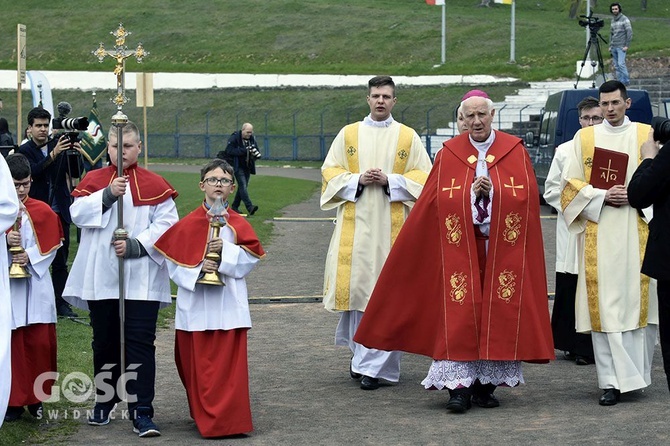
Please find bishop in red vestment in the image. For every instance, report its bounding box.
[354,92,553,413]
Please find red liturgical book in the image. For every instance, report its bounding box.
[590,147,629,189]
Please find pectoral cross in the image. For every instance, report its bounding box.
[93,24,149,110]
[504,176,524,197]
[442,178,461,198]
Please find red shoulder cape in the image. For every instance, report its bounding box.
[72,164,178,206]
[23,197,63,255]
[154,204,265,267]
[354,132,554,362]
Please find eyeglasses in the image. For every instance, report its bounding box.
[14,180,32,190]
[579,115,604,123]
[203,177,234,186]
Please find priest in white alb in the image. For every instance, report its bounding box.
[561,80,658,406]
[321,75,432,390]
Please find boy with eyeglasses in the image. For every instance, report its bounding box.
[154,159,265,438]
[63,121,178,436]
[4,153,62,423]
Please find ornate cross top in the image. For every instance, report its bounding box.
[93,24,149,110]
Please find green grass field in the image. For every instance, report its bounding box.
[0,171,319,444]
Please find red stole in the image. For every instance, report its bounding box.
[354,131,554,362]
[20,198,63,255]
[72,164,178,206]
[154,204,265,267]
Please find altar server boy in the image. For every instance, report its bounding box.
[154,159,265,438]
[5,153,62,422]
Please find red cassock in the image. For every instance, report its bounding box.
[354,132,554,362]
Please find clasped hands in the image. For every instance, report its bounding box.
[359,168,388,186]
[472,176,491,198]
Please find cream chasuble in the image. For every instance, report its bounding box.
[321,119,432,312]
[561,120,658,333]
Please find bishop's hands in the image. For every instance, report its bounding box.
[359,168,388,186]
[472,176,492,198]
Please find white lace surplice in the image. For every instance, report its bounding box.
[422,360,524,390]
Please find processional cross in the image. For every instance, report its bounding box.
[92,24,148,399]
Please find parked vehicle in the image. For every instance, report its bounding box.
[529,88,653,197]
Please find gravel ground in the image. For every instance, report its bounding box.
[58,166,668,446]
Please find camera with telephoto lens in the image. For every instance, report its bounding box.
[52,101,89,149]
[248,143,261,160]
[651,116,670,145]
[579,14,605,33]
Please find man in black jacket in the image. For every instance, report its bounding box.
[628,127,670,392]
[217,123,260,215]
[18,107,82,318]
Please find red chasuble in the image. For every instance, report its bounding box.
[72,164,178,206]
[19,198,63,255]
[154,204,265,266]
[354,131,554,362]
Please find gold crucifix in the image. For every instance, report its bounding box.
[93,24,149,110]
[442,178,461,198]
[504,177,524,197]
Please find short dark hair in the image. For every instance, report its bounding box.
[200,158,234,182]
[368,76,396,97]
[577,96,600,114]
[599,80,628,100]
[27,107,51,126]
[610,2,622,13]
[7,153,31,180]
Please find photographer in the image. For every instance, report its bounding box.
[18,107,83,318]
[216,122,260,215]
[628,120,670,393]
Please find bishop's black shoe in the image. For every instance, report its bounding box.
[349,358,362,380]
[446,394,472,413]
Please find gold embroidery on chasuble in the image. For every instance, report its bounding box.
[444,214,462,246]
[497,270,517,302]
[503,176,524,197]
[450,272,468,304]
[485,154,495,163]
[502,212,522,246]
[467,155,477,164]
[390,125,414,245]
[333,123,361,310]
[635,123,652,327]
[442,178,461,199]
[561,179,586,212]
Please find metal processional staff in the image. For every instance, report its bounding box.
[92,24,148,397]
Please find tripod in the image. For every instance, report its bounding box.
[574,27,608,89]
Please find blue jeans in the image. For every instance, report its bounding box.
[611,47,629,85]
[232,168,254,211]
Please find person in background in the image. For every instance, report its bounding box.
[0,118,15,147]
[544,96,601,366]
[609,2,632,86]
[18,107,82,318]
[217,123,261,215]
